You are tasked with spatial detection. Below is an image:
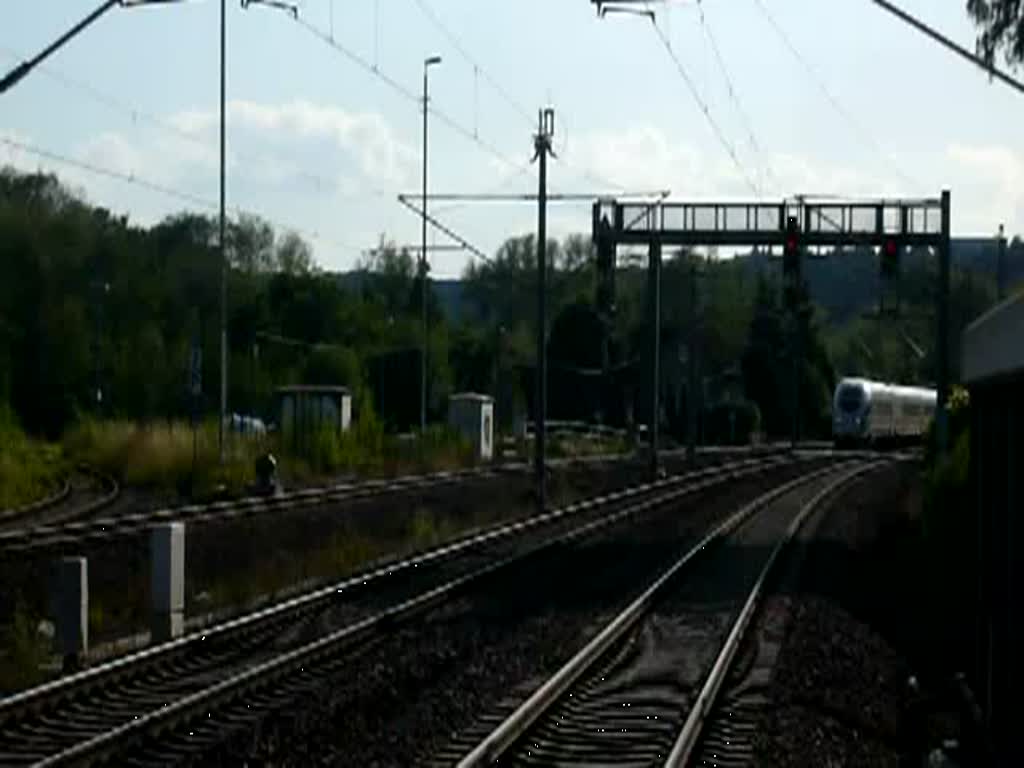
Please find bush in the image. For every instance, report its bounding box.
[0,601,47,692]
[0,408,64,509]
[703,400,761,445]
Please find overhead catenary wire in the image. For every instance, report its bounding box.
[0,46,391,202]
[750,0,920,190]
[647,16,761,197]
[291,15,530,175]
[408,0,641,196]
[0,134,363,256]
[409,0,535,126]
[396,194,490,263]
[695,0,776,192]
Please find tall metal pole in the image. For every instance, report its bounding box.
[793,307,804,447]
[936,189,951,456]
[687,257,697,464]
[421,56,441,433]
[649,240,662,478]
[218,0,227,463]
[421,69,429,434]
[534,108,555,513]
[997,223,1007,301]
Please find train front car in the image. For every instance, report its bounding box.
[833,377,937,448]
[832,378,872,446]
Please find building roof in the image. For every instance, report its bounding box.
[962,292,1024,384]
[449,392,494,403]
[274,385,351,395]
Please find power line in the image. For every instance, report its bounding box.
[432,160,535,216]
[292,15,531,175]
[299,8,635,199]
[408,0,535,126]
[396,194,490,263]
[750,0,920,189]
[695,0,775,191]
[404,0,635,192]
[0,46,390,202]
[648,17,761,196]
[0,134,363,256]
[401,190,670,202]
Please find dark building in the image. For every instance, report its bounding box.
[962,293,1023,766]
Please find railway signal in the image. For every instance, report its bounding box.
[881,236,901,278]
[595,217,616,319]
[782,216,801,280]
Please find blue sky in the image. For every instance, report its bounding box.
[3,0,1022,277]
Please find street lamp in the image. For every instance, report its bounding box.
[241,0,299,462]
[421,54,441,433]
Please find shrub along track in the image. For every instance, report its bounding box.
[0,452,817,767]
[752,459,979,766]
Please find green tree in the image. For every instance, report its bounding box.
[967,0,1024,66]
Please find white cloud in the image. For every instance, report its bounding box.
[558,123,1024,237]
[944,143,1024,233]
[171,99,417,187]
[8,111,1024,277]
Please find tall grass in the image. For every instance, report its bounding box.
[63,413,479,497]
[288,415,475,479]
[64,419,263,498]
[0,410,64,509]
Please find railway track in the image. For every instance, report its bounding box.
[0,452,807,767]
[0,445,788,557]
[0,468,120,535]
[448,458,884,767]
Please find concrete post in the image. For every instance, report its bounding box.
[51,556,88,671]
[151,522,185,642]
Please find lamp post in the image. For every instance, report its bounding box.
[420,55,442,433]
[218,0,228,462]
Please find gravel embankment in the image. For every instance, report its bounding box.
[756,462,970,766]
[155,461,817,766]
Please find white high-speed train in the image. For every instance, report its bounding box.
[832,377,937,446]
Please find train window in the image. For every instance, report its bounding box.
[837,386,863,412]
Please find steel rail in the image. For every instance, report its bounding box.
[0,446,790,555]
[0,468,119,531]
[0,478,71,522]
[453,459,873,766]
[10,455,802,766]
[663,461,881,766]
[0,453,788,728]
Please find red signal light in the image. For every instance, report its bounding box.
[884,239,898,257]
[786,236,797,252]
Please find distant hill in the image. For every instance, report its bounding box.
[331,271,467,322]
[333,236,1019,328]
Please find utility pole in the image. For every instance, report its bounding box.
[92,279,110,416]
[218,0,228,463]
[936,189,952,456]
[997,223,1007,301]
[649,240,662,478]
[534,107,556,513]
[686,256,697,464]
[421,55,442,433]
